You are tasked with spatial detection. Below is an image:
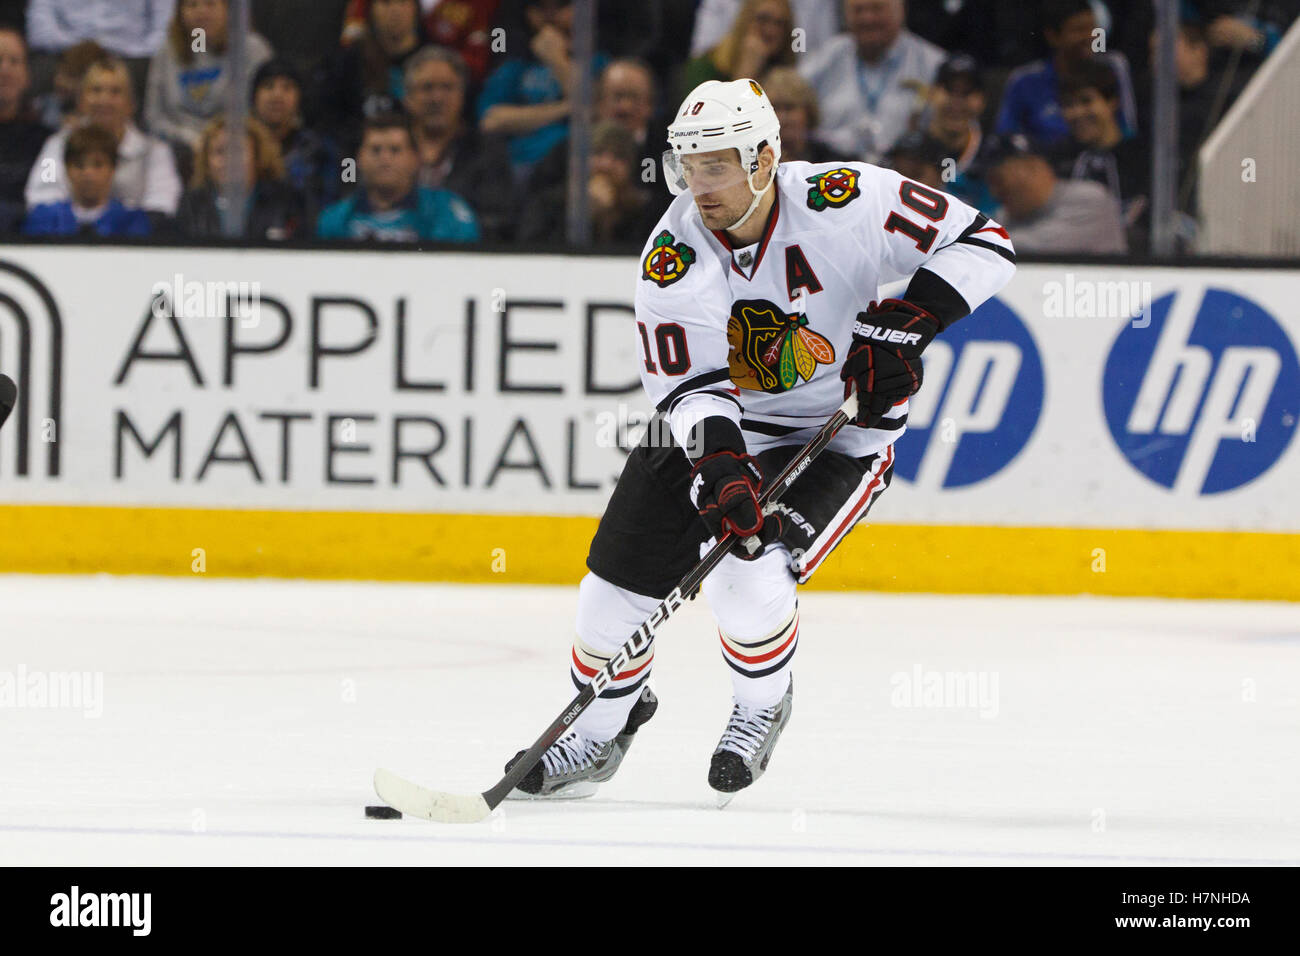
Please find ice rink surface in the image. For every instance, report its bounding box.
[2,574,1298,866]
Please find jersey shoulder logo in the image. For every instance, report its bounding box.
[805,167,862,211]
[642,230,696,287]
[727,298,836,393]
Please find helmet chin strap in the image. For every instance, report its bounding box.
[722,166,774,233]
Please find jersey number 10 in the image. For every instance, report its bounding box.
[884,182,949,253]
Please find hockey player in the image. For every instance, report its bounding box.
[508,78,1016,803]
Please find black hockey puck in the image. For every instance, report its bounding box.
[365,804,402,819]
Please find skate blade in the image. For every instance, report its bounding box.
[714,790,737,809]
[506,781,598,801]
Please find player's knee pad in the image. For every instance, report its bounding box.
[701,545,797,642]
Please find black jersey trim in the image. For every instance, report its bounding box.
[957,234,1017,264]
[655,368,734,413]
[741,414,907,435]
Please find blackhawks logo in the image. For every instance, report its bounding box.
[806,167,861,211]
[642,230,696,287]
[727,299,836,393]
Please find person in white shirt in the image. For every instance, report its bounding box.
[797,0,944,162]
[26,0,176,59]
[25,55,181,215]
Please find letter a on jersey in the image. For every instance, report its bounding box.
[642,230,696,287]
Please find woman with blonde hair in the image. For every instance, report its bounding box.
[681,0,794,94]
[144,0,272,149]
[176,115,305,239]
[760,66,835,163]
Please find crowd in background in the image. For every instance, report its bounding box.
[0,0,1294,254]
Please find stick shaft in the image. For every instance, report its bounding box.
[480,395,857,809]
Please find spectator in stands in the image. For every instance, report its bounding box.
[517,120,659,245]
[31,40,106,130]
[682,0,794,93]
[0,27,48,233]
[26,0,175,59]
[22,124,151,236]
[319,0,427,152]
[251,58,340,214]
[691,0,840,60]
[882,130,947,190]
[985,133,1125,254]
[344,0,503,84]
[995,0,1138,148]
[26,56,182,217]
[477,0,609,182]
[1055,60,1149,250]
[760,66,834,163]
[526,59,663,203]
[403,45,513,240]
[176,116,305,239]
[144,0,273,151]
[316,112,480,241]
[918,54,994,214]
[798,0,945,162]
[1202,1,1297,59]
[26,0,176,108]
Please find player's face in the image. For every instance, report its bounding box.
[680,148,759,230]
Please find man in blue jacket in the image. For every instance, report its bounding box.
[317,112,480,243]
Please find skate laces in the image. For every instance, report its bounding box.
[718,701,776,761]
[540,732,604,777]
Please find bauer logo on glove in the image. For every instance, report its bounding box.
[839,298,940,427]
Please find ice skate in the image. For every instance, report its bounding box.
[506,685,658,799]
[709,677,793,807]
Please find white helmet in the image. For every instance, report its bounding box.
[663,79,782,230]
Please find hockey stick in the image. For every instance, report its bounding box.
[0,374,15,431]
[375,392,860,823]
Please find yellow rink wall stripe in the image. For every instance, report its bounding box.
[0,505,1296,601]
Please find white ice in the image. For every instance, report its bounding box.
[2,574,1298,865]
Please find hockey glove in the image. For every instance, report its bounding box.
[689,451,782,558]
[839,298,940,427]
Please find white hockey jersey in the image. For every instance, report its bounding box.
[634,160,1016,459]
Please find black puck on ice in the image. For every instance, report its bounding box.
[365,804,402,819]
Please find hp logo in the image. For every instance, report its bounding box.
[893,298,1043,488]
[1104,287,1299,495]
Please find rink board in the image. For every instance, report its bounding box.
[0,247,1297,599]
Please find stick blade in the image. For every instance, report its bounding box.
[373,768,492,824]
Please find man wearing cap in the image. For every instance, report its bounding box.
[985,132,1124,253]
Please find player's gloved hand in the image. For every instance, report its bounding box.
[689,451,782,559]
[839,298,940,427]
